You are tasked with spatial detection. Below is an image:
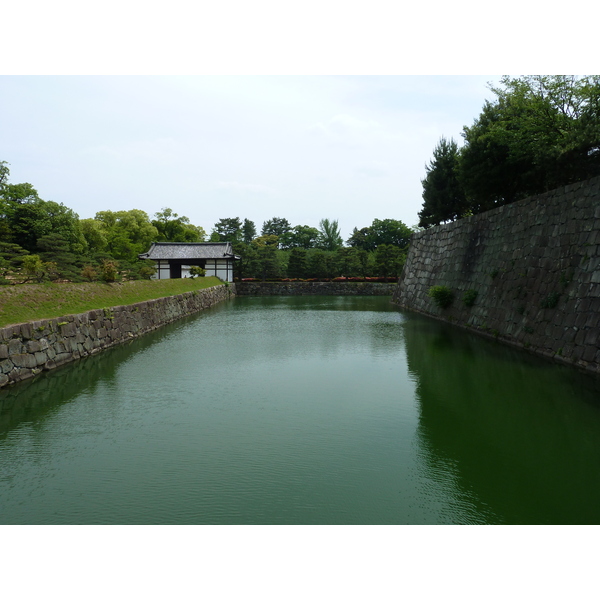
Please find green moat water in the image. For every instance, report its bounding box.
[1,296,600,524]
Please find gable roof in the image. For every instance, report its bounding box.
[139,242,238,260]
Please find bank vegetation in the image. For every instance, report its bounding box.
[0,277,222,328]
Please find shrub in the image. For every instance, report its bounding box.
[81,265,98,282]
[462,289,478,307]
[101,259,119,283]
[189,266,206,278]
[428,285,454,308]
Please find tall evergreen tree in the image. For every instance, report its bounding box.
[418,137,467,228]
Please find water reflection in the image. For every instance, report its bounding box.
[2,296,600,524]
[403,313,600,524]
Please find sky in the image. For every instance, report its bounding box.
[1,75,504,239]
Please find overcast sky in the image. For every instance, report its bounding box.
[2,3,590,243]
[1,75,506,240]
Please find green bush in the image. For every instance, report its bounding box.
[462,289,478,307]
[428,285,454,308]
[189,266,206,278]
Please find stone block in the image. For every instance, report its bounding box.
[59,322,77,337]
[0,344,8,359]
[8,339,23,355]
[26,340,42,353]
[20,323,33,340]
[8,367,30,383]
[34,351,48,366]
[11,353,38,369]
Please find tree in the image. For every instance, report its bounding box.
[0,161,9,189]
[80,218,109,254]
[212,217,242,243]
[93,210,158,262]
[0,241,28,283]
[21,254,52,283]
[335,247,363,277]
[262,217,291,248]
[374,244,405,281]
[242,219,257,243]
[262,217,291,238]
[287,247,308,278]
[346,227,374,251]
[368,218,412,249]
[317,218,343,251]
[418,137,467,228]
[37,233,82,281]
[459,75,600,213]
[306,249,337,279]
[284,225,320,249]
[152,207,206,242]
[246,235,283,280]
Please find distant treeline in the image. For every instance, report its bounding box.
[419,75,600,228]
[0,162,412,283]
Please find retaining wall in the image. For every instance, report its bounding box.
[392,176,600,375]
[235,281,397,296]
[0,284,234,388]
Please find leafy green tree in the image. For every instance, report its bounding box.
[212,217,242,243]
[306,249,337,279]
[152,207,206,242]
[334,247,363,277]
[460,75,600,212]
[94,210,158,262]
[231,242,253,279]
[21,254,52,283]
[317,218,343,251]
[459,100,532,211]
[80,218,109,254]
[0,161,9,188]
[247,235,283,280]
[374,244,405,281]
[284,225,320,249]
[262,217,291,239]
[346,227,374,251]
[287,247,308,278]
[369,218,412,248]
[419,137,467,228]
[0,178,86,254]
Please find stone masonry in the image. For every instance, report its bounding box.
[393,176,600,375]
[0,284,234,388]
[235,281,397,296]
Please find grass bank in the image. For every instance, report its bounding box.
[0,277,223,328]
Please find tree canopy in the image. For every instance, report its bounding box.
[418,75,600,227]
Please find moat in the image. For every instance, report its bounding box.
[2,295,600,524]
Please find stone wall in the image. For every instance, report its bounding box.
[235,281,396,296]
[393,176,600,375]
[0,284,234,388]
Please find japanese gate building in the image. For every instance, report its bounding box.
[139,242,239,282]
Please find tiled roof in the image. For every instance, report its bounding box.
[139,242,236,260]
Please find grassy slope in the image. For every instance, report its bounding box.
[0,277,223,328]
